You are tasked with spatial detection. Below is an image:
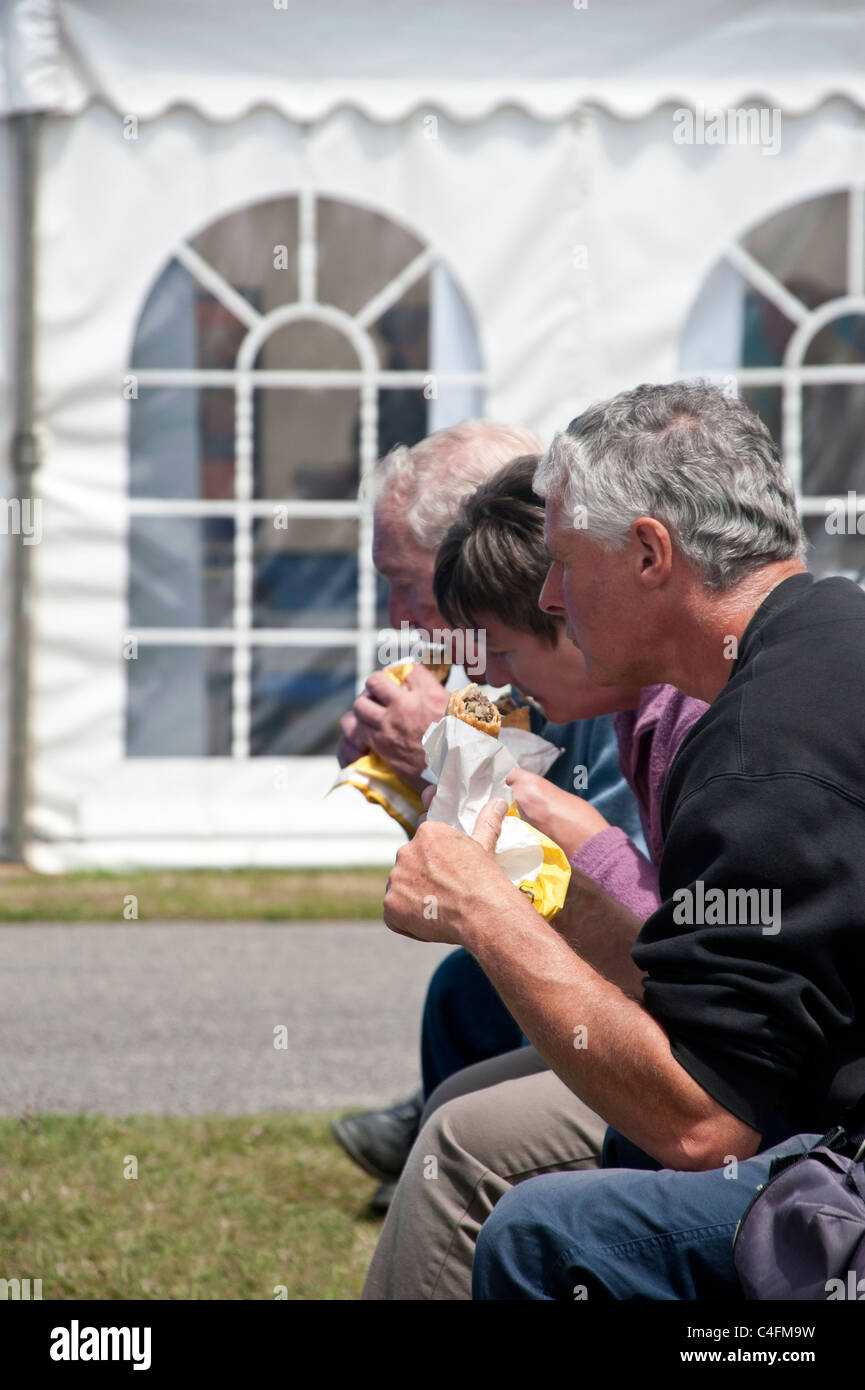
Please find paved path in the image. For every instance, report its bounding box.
[0,923,452,1114]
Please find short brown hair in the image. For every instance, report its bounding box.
[433,455,560,646]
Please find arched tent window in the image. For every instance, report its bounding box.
[680,186,865,581]
[126,195,485,757]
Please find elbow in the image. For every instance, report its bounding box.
[656,1118,762,1173]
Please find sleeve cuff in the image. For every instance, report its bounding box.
[571,827,660,920]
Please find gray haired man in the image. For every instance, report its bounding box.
[378,381,865,1300]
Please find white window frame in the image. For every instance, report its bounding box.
[128,191,487,756]
[681,182,865,524]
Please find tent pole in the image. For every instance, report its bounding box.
[7,112,39,863]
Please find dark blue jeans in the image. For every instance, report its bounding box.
[472,1128,821,1300]
[421,947,523,1099]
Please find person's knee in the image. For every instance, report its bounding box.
[423,1045,553,1126]
[421,1051,501,1122]
[473,1176,568,1300]
[422,1088,489,1165]
[410,1085,515,1200]
[423,1072,462,1121]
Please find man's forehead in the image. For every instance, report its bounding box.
[372,504,402,556]
[373,507,433,574]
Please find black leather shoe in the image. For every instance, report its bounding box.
[332,1089,423,1182]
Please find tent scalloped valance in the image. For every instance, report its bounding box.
[3,0,865,121]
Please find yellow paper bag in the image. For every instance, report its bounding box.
[503,803,571,921]
[329,662,434,836]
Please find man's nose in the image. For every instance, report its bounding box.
[483,654,509,688]
[538,561,566,617]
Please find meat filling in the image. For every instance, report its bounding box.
[463,687,498,723]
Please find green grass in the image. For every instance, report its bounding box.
[0,1113,384,1300]
[0,867,391,923]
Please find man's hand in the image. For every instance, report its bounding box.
[336,708,370,767]
[383,797,511,943]
[506,767,609,857]
[348,665,450,793]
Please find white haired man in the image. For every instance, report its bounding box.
[337,420,545,784]
[377,382,865,1301]
[331,420,647,1205]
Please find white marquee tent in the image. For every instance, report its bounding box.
[1,0,864,870]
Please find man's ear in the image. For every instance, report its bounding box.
[632,518,673,589]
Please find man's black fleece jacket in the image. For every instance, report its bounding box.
[631,571,865,1147]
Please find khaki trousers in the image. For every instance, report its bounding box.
[360,1046,608,1300]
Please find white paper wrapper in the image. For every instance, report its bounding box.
[421,715,562,887]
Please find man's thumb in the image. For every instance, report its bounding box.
[472,797,509,852]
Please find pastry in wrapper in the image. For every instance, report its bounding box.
[421,705,571,921]
[446,684,501,739]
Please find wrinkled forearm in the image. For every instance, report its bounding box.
[458,886,761,1169]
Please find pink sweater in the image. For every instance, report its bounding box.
[570,684,708,921]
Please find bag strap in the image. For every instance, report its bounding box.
[820,1096,865,1161]
[842,1092,865,1150]
[768,1097,865,1172]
